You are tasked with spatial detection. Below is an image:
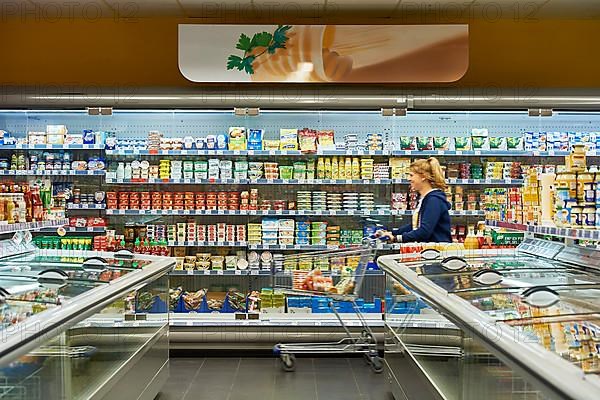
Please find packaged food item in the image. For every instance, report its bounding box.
[247,129,263,150]
[416,137,434,151]
[298,128,317,153]
[317,130,335,150]
[506,136,524,151]
[454,137,472,151]
[228,127,246,150]
[279,129,298,150]
[400,136,417,150]
[489,137,506,150]
[433,137,450,150]
[471,136,489,150]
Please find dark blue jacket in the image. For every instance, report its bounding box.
[392,189,452,243]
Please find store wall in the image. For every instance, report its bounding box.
[1,16,600,89]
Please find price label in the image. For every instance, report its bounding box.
[204,270,211,275]
[15,143,23,149]
[345,179,352,184]
[405,150,412,155]
[186,269,195,275]
[251,270,259,275]
[184,179,191,184]
[378,210,386,215]
[88,170,95,175]
[474,150,481,155]
[330,210,337,215]
[348,210,355,215]
[87,227,94,232]
[437,150,444,155]
[183,210,190,215]
[248,150,254,155]
[217,210,225,215]
[46,144,54,149]
[504,178,512,184]
[374,179,381,184]
[455,151,463,155]
[233,150,240,155]
[217,270,224,275]
[298,179,305,184]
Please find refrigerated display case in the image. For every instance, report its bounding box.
[0,243,174,400]
[2,106,600,346]
[378,238,600,400]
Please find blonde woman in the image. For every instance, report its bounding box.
[377,157,452,243]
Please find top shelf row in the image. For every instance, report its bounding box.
[0,146,575,157]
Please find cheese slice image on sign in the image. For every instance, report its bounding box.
[178,24,469,83]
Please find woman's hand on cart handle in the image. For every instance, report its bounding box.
[373,230,395,242]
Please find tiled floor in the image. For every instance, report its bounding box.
[158,357,392,400]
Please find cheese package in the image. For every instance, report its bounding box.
[279,129,298,150]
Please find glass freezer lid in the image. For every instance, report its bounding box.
[409,254,568,277]
[421,265,600,293]
[456,286,600,321]
[0,253,151,270]
[505,314,600,375]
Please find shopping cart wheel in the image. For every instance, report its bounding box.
[361,330,375,343]
[369,356,384,374]
[280,354,296,372]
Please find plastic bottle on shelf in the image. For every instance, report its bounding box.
[31,188,43,222]
[23,184,32,222]
[463,226,480,250]
[317,158,325,179]
[331,157,338,179]
[124,163,132,180]
[116,162,125,180]
[5,195,15,224]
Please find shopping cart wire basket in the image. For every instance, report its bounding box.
[272,238,384,373]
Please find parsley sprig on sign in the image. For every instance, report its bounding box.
[226,25,292,75]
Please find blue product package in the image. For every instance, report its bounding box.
[296,230,309,239]
[247,129,263,150]
[83,129,95,144]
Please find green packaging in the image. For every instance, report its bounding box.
[454,137,471,151]
[433,137,449,150]
[400,136,416,150]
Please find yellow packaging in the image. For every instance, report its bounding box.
[331,157,339,179]
[345,158,352,179]
[317,158,325,179]
[338,158,345,179]
[324,158,331,179]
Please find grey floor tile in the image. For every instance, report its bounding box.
[273,371,318,400]
[168,357,390,400]
[158,383,188,400]
[313,357,351,369]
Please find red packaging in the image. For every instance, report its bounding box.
[87,217,107,227]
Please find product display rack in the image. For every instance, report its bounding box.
[3,108,600,348]
[487,219,600,241]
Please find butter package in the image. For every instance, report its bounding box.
[279,129,298,150]
[228,127,246,150]
[27,131,46,145]
[65,134,84,145]
[247,129,263,150]
[46,125,67,135]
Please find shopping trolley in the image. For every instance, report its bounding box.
[272,238,384,373]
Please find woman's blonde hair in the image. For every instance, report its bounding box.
[410,157,447,190]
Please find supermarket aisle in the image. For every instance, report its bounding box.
[159,357,391,400]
